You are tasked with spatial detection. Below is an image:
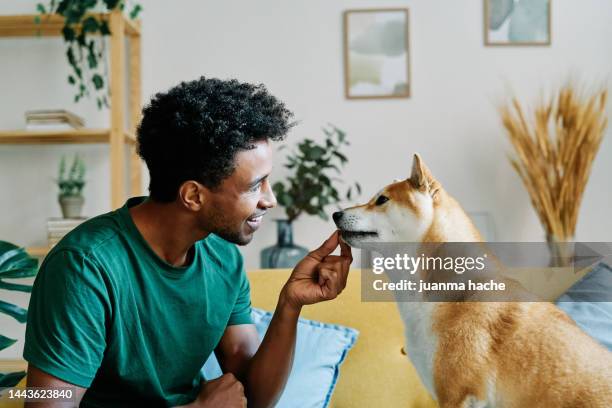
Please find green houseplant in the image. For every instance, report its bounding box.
[261,125,360,268]
[57,154,86,218]
[36,0,142,109]
[0,242,38,387]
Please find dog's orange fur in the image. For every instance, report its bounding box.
[415,156,612,408]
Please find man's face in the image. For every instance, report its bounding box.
[201,140,277,245]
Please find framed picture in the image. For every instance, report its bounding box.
[343,8,410,99]
[484,0,551,46]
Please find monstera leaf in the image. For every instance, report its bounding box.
[0,241,38,387]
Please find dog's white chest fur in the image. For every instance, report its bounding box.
[396,302,438,397]
[397,302,496,407]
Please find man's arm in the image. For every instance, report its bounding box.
[24,365,87,408]
[215,231,352,408]
[214,298,299,408]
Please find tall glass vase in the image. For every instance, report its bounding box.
[260,220,308,268]
[546,234,574,267]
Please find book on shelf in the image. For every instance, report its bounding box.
[25,109,85,131]
[46,217,88,247]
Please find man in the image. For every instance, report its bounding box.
[24,78,352,407]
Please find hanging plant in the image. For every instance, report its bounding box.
[35,0,142,109]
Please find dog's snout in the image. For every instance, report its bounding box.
[332,211,344,224]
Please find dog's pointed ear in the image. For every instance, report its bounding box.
[409,154,441,200]
[409,153,428,189]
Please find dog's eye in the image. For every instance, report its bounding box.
[375,195,390,206]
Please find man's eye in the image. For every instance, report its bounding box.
[375,195,390,206]
[249,183,261,192]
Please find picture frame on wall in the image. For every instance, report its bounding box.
[343,8,410,99]
[484,0,551,46]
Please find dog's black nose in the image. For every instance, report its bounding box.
[332,211,343,224]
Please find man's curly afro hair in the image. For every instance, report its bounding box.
[137,77,294,202]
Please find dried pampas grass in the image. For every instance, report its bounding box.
[501,84,608,242]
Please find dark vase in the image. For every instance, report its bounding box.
[260,220,308,268]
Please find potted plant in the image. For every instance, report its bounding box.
[261,125,360,268]
[500,84,608,266]
[0,242,38,387]
[57,154,86,219]
[35,0,142,109]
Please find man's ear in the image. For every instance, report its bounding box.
[409,153,440,200]
[179,181,206,211]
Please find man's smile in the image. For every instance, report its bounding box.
[246,212,266,231]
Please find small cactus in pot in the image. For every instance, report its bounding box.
[57,154,86,219]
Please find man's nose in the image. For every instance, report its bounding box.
[332,211,344,224]
[261,181,277,209]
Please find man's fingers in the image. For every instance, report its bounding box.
[322,255,344,263]
[340,239,352,261]
[320,255,351,293]
[318,266,340,299]
[309,230,340,261]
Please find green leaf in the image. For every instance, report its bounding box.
[0,300,27,323]
[87,52,97,69]
[68,75,76,85]
[0,371,26,388]
[333,151,348,163]
[62,26,75,42]
[34,15,41,25]
[308,146,326,160]
[336,128,346,143]
[36,3,46,14]
[0,244,38,276]
[0,281,33,293]
[272,181,285,195]
[330,188,339,200]
[76,32,86,47]
[129,4,143,19]
[99,20,111,35]
[92,74,104,90]
[0,335,18,352]
[56,0,69,14]
[103,0,121,10]
[0,245,21,268]
[82,16,99,33]
[326,164,341,173]
[320,174,331,186]
[317,210,328,221]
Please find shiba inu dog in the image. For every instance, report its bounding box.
[333,154,612,408]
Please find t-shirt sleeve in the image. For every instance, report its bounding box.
[23,249,109,388]
[227,248,252,326]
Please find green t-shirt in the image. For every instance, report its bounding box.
[24,196,253,407]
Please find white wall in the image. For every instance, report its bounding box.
[1,0,611,357]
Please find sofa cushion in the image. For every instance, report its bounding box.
[556,263,612,351]
[201,308,358,408]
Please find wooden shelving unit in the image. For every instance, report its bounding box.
[0,12,143,258]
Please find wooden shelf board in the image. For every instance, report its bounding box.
[124,131,137,145]
[0,13,140,38]
[26,246,50,257]
[0,129,110,144]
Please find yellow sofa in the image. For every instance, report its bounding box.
[248,269,436,408]
[1,269,436,408]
